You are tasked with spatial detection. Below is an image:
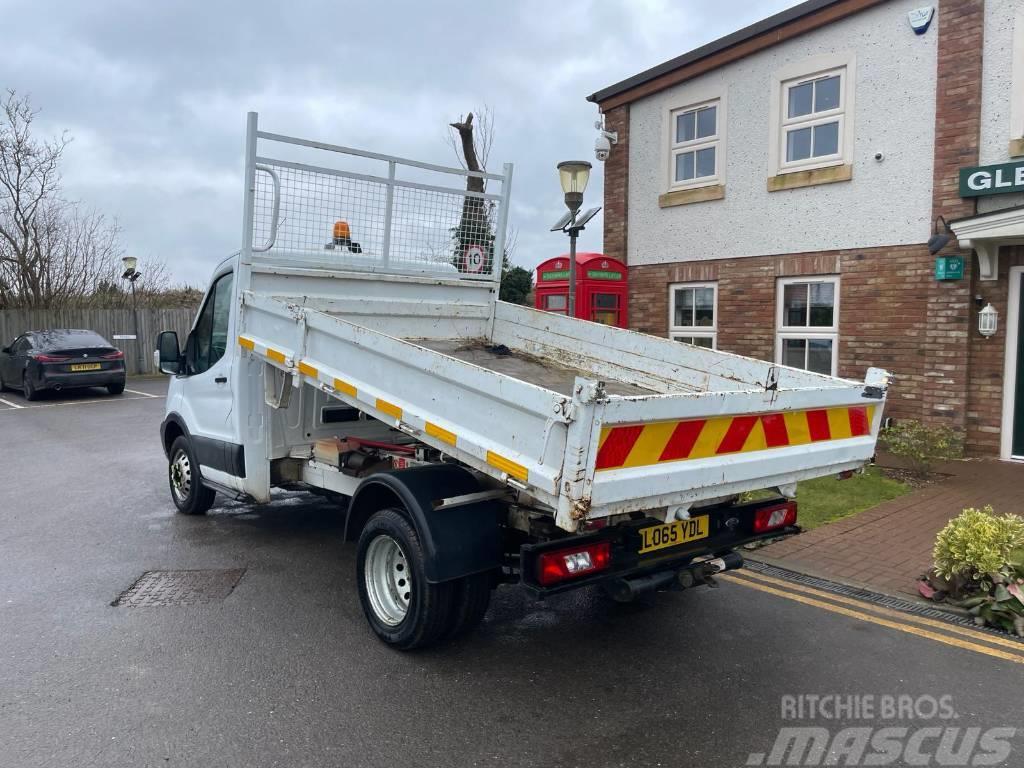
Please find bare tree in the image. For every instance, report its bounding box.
[0,90,170,309]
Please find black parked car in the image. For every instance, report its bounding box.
[0,329,126,400]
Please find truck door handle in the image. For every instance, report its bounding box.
[215,376,228,384]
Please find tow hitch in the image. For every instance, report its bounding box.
[604,551,744,603]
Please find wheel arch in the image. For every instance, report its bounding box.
[160,412,190,458]
[346,465,503,583]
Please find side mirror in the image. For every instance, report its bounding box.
[0,346,9,355]
[157,331,181,375]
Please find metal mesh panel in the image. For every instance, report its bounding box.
[249,144,506,280]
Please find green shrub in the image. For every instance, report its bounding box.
[879,420,963,471]
[933,506,1024,579]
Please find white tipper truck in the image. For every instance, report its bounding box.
[156,113,890,649]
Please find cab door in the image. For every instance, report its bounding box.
[179,269,242,487]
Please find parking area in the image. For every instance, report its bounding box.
[0,378,165,410]
[2,378,1023,768]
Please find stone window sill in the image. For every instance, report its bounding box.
[658,184,725,208]
[767,164,853,192]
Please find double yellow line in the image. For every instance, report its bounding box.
[723,569,1024,665]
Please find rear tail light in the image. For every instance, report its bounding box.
[31,353,71,362]
[753,501,798,533]
[537,541,611,586]
[102,350,124,360]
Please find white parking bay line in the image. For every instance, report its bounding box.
[0,394,163,412]
[123,388,160,398]
[0,397,24,409]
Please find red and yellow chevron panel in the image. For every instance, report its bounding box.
[595,405,875,471]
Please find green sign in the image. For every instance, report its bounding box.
[541,270,570,281]
[586,270,623,280]
[959,160,1024,197]
[935,255,964,281]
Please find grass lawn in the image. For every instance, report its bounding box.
[793,466,911,530]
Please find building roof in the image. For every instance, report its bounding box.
[587,0,879,110]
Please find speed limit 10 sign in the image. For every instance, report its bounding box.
[463,245,486,273]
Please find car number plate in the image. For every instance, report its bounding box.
[638,515,710,555]
[70,363,101,371]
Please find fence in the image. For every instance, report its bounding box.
[0,307,197,376]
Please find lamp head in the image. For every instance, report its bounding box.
[122,255,138,273]
[557,160,592,215]
[928,216,952,255]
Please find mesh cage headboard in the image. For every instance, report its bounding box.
[242,113,513,282]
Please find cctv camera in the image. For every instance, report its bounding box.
[595,133,611,162]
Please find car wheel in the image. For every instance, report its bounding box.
[168,435,216,515]
[22,373,39,401]
[357,508,456,650]
[0,371,7,392]
[107,382,125,395]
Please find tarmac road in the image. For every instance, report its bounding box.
[1,379,1022,768]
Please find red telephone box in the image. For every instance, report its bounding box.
[534,252,628,328]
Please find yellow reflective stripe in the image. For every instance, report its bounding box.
[783,411,812,446]
[742,417,768,452]
[486,450,528,482]
[623,420,677,467]
[688,415,732,460]
[297,361,318,379]
[376,399,403,420]
[333,378,356,397]
[267,348,286,365]
[598,427,612,452]
[827,407,854,440]
[425,421,457,446]
[238,336,255,351]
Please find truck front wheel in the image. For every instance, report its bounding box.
[168,436,216,515]
[356,508,457,650]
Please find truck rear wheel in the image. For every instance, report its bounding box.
[443,572,492,641]
[356,508,456,650]
[168,436,216,515]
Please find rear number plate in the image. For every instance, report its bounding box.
[638,515,709,554]
[70,363,101,371]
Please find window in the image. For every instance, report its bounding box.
[668,100,721,189]
[669,282,716,348]
[776,277,839,376]
[190,271,234,374]
[543,294,567,314]
[769,54,855,176]
[591,293,620,326]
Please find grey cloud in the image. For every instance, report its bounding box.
[1,0,797,286]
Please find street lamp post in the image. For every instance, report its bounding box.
[556,161,592,318]
[121,256,143,374]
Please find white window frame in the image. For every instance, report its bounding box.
[768,53,856,176]
[775,276,840,377]
[664,93,726,192]
[668,282,718,349]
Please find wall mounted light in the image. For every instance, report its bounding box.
[978,302,998,338]
[928,216,952,255]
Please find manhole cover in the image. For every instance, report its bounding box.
[112,569,245,607]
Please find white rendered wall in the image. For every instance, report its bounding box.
[626,0,938,266]
[978,0,1024,215]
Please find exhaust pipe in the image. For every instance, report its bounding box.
[604,570,676,602]
[604,551,745,603]
[52,384,62,391]
[678,551,744,589]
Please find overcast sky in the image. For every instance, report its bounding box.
[1,0,797,287]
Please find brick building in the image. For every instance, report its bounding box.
[587,0,1024,459]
